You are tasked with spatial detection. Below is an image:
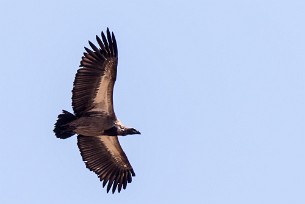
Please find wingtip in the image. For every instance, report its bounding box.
[101,30,105,38]
[106,181,112,193]
[88,40,94,47]
[131,169,136,177]
[84,46,91,53]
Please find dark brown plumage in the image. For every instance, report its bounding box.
[77,136,135,193]
[72,30,117,117]
[54,28,140,193]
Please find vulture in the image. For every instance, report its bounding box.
[54,28,140,193]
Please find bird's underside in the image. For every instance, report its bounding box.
[54,28,140,193]
[68,111,114,136]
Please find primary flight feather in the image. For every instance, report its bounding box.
[54,28,140,193]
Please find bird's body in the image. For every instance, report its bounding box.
[68,111,114,136]
[54,28,140,193]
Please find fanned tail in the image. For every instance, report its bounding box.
[53,110,77,139]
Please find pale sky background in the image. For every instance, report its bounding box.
[1,0,304,203]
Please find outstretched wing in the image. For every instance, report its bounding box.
[77,135,135,193]
[72,28,118,117]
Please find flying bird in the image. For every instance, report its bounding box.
[54,28,141,193]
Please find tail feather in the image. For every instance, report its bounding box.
[54,110,77,139]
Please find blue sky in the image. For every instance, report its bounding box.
[1,0,304,203]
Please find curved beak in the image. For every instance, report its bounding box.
[134,129,141,135]
[130,128,141,135]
